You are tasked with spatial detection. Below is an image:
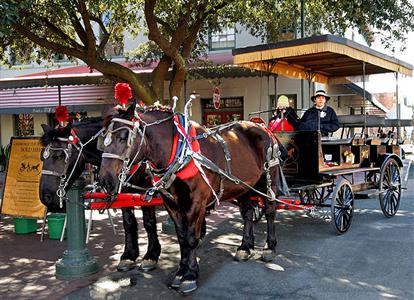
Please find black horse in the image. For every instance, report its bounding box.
[39,117,161,271]
[99,104,284,294]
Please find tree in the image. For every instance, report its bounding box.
[1,0,414,105]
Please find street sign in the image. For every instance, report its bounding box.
[213,87,221,109]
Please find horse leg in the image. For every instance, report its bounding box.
[165,195,206,294]
[235,195,255,261]
[262,168,279,262]
[117,207,139,272]
[140,206,161,271]
[262,199,278,262]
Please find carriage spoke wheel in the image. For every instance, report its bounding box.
[379,158,401,218]
[331,179,354,234]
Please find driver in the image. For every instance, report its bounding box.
[286,90,339,136]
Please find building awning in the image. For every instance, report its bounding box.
[0,53,238,90]
[233,34,413,84]
[0,84,114,114]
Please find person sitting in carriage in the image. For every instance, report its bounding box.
[285,90,340,136]
[268,95,297,132]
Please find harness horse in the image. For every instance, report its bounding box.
[99,100,286,294]
[39,117,161,272]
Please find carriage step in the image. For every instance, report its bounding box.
[354,189,380,199]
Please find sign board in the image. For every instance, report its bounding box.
[213,87,221,109]
[0,137,46,218]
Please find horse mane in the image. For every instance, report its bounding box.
[72,116,102,128]
[40,125,72,147]
[41,117,102,147]
[103,103,173,128]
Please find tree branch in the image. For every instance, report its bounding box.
[76,0,97,60]
[11,23,86,59]
[40,17,83,51]
[144,0,186,70]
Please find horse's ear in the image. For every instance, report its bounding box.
[126,102,136,116]
[41,124,53,134]
[62,123,73,136]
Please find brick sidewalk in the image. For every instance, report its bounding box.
[0,202,239,300]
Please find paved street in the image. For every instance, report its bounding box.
[0,158,413,300]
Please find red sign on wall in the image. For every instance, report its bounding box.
[213,87,221,109]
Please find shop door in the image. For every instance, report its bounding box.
[202,97,243,127]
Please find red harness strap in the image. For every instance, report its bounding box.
[129,117,200,180]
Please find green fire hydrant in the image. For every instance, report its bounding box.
[55,178,99,278]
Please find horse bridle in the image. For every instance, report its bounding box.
[41,127,105,208]
[101,112,173,193]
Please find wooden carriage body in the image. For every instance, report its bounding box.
[275,115,409,181]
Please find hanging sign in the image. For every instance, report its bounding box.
[213,87,221,109]
[0,137,46,218]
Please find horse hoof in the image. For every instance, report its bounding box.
[179,280,198,294]
[234,250,252,262]
[169,275,182,289]
[116,259,136,272]
[140,259,157,271]
[262,249,276,262]
[197,238,203,248]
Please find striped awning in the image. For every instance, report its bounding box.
[0,84,115,114]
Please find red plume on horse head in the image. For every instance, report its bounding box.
[55,105,69,126]
[114,82,133,109]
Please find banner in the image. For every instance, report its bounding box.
[0,137,45,218]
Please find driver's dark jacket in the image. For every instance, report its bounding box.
[286,105,339,136]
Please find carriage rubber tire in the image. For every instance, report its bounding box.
[331,178,354,234]
[379,158,402,218]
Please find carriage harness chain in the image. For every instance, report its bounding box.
[41,127,106,208]
[101,109,301,210]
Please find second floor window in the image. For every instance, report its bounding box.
[209,27,236,50]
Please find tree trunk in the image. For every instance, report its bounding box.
[169,65,186,105]
[151,55,172,104]
[94,60,156,104]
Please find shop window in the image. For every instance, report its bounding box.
[209,26,236,50]
[202,97,243,127]
[15,114,34,136]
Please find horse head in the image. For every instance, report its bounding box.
[39,117,103,212]
[99,103,175,195]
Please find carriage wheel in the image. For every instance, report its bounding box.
[331,179,354,234]
[379,158,401,217]
[302,186,332,205]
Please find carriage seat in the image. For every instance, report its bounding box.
[321,136,354,145]
[384,119,413,128]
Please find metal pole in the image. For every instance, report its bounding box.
[58,85,62,106]
[395,72,400,139]
[362,62,366,136]
[55,178,99,278]
[300,0,305,109]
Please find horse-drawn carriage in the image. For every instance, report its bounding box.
[249,112,411,234]
[38,94,411,294]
